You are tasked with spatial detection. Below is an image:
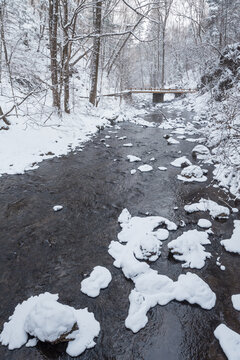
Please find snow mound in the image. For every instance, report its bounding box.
[214,324,240,360]
[192,145,210,159]
[108,209,177,278]
[231,294,240,311]
[221,220,240,254]
[158,166,167,171]
[0,292,100,357]
[138,164,153,172]
[167,137,179,145]
[197,219,212,228]
[123,143,133,147]
[131,169,136,175]
[125,270,216,333]
[127,155,141,162]
[184,198,230,219]
[81,266,112,297]
[53,205,63,212]
[168,229,211,269]
[24,296,76,343]
[171,156,192,168]
[177,165,207,182]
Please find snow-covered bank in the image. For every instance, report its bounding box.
[0,96,146,177]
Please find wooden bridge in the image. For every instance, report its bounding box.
[102,88,197,103]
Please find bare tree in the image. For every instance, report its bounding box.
[89,0,102,106]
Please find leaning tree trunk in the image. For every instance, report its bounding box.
[49,0,60,110]
[89,0,102,106]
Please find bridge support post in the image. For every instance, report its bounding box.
[174,93,182,99]
[122,92,132,103]
[153,93,164,103]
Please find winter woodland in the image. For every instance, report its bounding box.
[0,0,240,359]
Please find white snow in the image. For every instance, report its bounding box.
[123,143,133,147]
[80,266,112,297]
[0,292,100,357]
[171,156,192,168]
[177,165,207,182]
[0,111,109,177]
[125,270,216,333]
[109,209,216,333]
[24,296,76,343]
[131,169,136,175]
[25,338,38,347]
[214,324,240,360]
[108,209,177,278]
[184,198,230,219]
[231,294,240,311]
[167,137,180,145]
[192,144,210,159]
[221,220,240,254]
[197,219,212,228]
[127,155,141,162]
[138,164,153,172]
[118,136,127,140]
[168,229,211,269]
[158,166,167,171]
[53,205,63,212]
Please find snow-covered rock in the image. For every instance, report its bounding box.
[177,165,207,182]
[108,209,177,278]
[130,169,136,175]
[214,324,240,360]
[138,164,153,172]
[231,294,240,311]
[167,137,180,145]
[184,198,230,219]
[158,166,167,171]
[171,156,192,168]
[81,266,112,297]
[168,229,211,269]
[125,270,216,333]
[221,220,240,254]
[24,296,77,343]
[127,155,141,162]
[0,293,100,357]
[197,219,212,228]
[123,143,133,147]
[192,145,210,159]
[53,205,63,212]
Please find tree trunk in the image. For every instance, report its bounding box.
[89,0,102,106]
[161,26,165,87]
[62,0,70,113]
[49,0,60,110]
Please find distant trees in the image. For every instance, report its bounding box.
[0,0,240,120]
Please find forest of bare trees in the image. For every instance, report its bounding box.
[0,0,239,116]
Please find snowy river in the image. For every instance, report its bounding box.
[0,106,239,359]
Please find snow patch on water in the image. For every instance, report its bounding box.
[221,220,240,254]
[81,266,112,297]
[168,229,211,269]
[214,324,240,360]
[184,198,230,219]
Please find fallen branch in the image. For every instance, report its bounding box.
[0,87,42,124]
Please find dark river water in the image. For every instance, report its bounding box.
[0,106,239,360]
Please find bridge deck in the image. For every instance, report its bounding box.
[128,88,197,94]
[101,88,197,97]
